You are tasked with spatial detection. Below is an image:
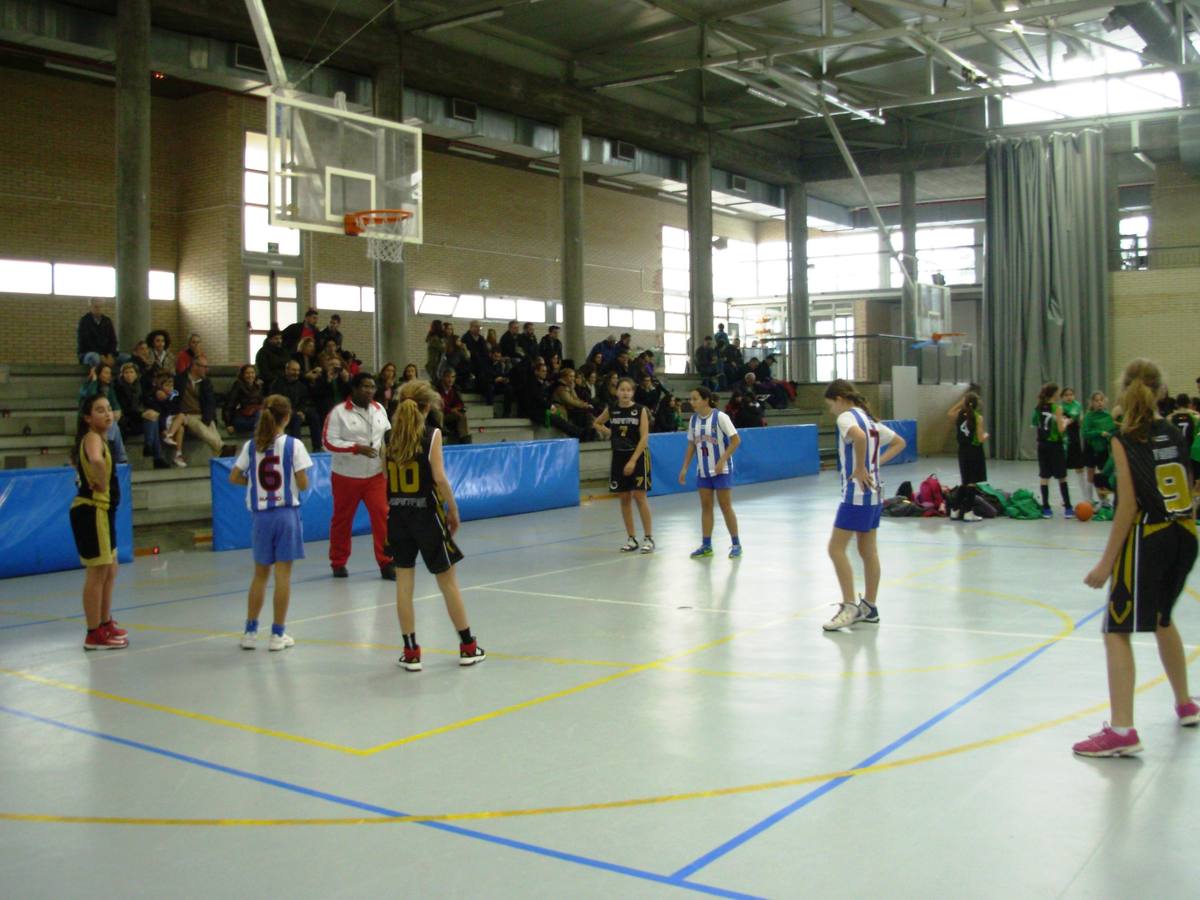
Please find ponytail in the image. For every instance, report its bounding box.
[962,391,980,414]
[824,379,873,418]
[388,379,440,463]
[255,394,291,451]
[1117,358,1163,441]
[1036,383,1058,406]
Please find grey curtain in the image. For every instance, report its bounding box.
[983,130,1109,459]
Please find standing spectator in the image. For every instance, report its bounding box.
[485,327,499,353]
[438,334,473,389]
[606,349,633,380]
[79,363,128,464]
[588,334,619,368]
[714,323,729,349]
[224,364,265,435]
[617,333,634,358]
[146,329,174,376]
[311,356,352,426]
[255,328,290,386]
[478,347,514,416]
[282,308,319,353]
[316,314,344,355]
[436,370,472,444]
[175,333,202,374]
[425,320,446,379]
[539,325,563,366]
[518,322,539,361]
[77,299,118,368]
[552,368,594,435]
[500,320,521,361]
[115,362,168,469]
[463,320,489,385]
[400,363,419,384]
[270,360,322,450]
[723,337,745,385]
[174,356,227,456]
[695,336,722,390]
[375,363,399,416]
[322,373,395,581]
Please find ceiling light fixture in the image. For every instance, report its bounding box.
[596,178,636,191]
[729,118,802,133]
[598,73,679,89]
[747,87,790,107]
[45,62,115,83]
[447,145,498,160]
[419,9,505,33]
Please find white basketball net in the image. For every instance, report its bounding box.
[356,213,410,264]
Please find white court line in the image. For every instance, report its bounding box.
[478,585,787,617]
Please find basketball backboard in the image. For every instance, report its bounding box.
[267,93,423,244]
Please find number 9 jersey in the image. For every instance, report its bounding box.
[234,434,313,511]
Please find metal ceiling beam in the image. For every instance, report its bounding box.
[972,25,1046,80]
[575,21,695,57]
[706,0,793,20]
[852,0,966,19]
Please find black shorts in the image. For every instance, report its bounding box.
[387,506,463,575]
[1083,444,1108,471]
[610,449,651,493]
[957,443,987,486]
[1104,519,1198,633]
[70,501,117,567]
[1037,442,1067,480]
[1065,434,1085,470]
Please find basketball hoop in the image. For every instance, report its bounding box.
[344,209,412,264]
[932,332,966,358]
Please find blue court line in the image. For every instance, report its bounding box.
[670,605,1107,882]
[0,704,760,900]
[0,527,626,632]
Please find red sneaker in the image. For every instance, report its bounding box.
[459,641,486,666]
[84,626,128,651]
[1177,698,1200,726]
[1073,723,1142,757]
[398,646,422,672]
[102,620,127,637]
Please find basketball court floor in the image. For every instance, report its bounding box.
[1,459,1195,898]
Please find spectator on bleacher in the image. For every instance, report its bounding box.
[597,370,620,410]
[425,320,446,379]
[174,356,227,457]
[115,362,168,468]
[745,357,788,409]
[316,314,343,355]
[254,328,290,386]
[175,333,202,374]
[127,340,153,382]
[546,353,562,382]
[758,353,795,403]
[605,349,633,380]
[695,336,722,391]
[322,372,394,581]
[723,337,745,385]
[147,371,186,466]
[521,360,585,438]
[728,372,767,429]
[518,322,539,361]
[439,334,473,390]
[486,327,499,352]
[631,350,655,384]
[79,363,128,464]
[293,337,322,386]
[436,370,472,445]
[400,363,419,384]
[715,323,729,349]
[270,360,322,450]
[500,320,521,361]
[463,320,489,385]
[617,333,634,357]
[146,329,174,375]
[575,363,598,411]
[282,308,319,353]
[224,364,264,435]
[311,356,352,425]
[478,347,514,416]
[636,375,677,433]
[317,341,342,373]
[552,368,594,434]
[539,325,563,366]
[77,299,119,369]
[589,334,618,368]
[375,362,399,416]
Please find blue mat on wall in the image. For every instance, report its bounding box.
[647,425,820,496]
[881,420,918,465]
[211,440,579,552]
[0,465,133,578]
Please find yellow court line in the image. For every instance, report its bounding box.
[7,645,1196,829]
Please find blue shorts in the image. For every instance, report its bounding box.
[252,506,305,566]
[697,473,733,491]
[834,502,883,533]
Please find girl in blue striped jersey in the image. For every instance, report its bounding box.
[679,386,743,558]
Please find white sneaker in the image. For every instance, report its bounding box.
[822,602,862,631]
[962,511,983,522]
[240,630,258,650]
[640,537,655,554]
[620,536,639,553]
[268,632,295,651]
[172,455,187,468]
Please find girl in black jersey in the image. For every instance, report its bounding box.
[1076,359,1199,757]
[1167,392,1199,492]
[385,380,485,672]
[71,395,128,650]
[1032,383,1072,518]
[593,377,654,553]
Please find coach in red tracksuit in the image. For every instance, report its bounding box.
[322,372,396,580]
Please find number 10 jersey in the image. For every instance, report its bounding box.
[234,434,313,512]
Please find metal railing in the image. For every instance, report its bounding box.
[1119,240,1200,271]
[761,333,976,387]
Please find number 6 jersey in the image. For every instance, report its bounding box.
[1116,419,1193,523]
[234,434,313,511]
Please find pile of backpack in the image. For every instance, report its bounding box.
[881,475,1095,521]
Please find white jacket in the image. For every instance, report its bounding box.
[322,398,391,479]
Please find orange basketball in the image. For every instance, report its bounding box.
[1074,502,1094,522]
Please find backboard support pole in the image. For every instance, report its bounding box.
[243,0,290,89]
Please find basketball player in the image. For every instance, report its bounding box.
[229,395,312,651]
[1033,384,1073,518]
[822,379,907,631]
[1061,388,1089,508]
[593,377,653,553]
[678,386,742,558]
[386,380,485,672]
[1075,359,1199,757]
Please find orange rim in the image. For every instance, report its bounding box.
[344,209,412,236]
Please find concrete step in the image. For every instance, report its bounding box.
[0,399,79,412]
[0,433,75,450]
[0,412,76,436]
[469,427,536,444]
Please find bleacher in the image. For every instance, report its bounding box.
[0,364,833,525]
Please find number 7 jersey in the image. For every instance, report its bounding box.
[1116,419,1193,523]
[234,434,313,511]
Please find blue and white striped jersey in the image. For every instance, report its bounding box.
[688,410,738,478]
[234,434,313,512]
[836,408,896,507]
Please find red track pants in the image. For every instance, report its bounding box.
[329,472,392,568]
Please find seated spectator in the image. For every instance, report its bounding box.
[375,362,399,416]
[174,356,228,458]
[575,363,598,412]
[518,322,539,361]
[425,320,446,379]
[635,375,677,433]
[255,327,290,386]
[293,337,322,385]
[79,362,127,464]
[147,371,188,466]
[399,363,419,384]
[485,327,499,353]
[723,338,745,385]
[438,334,473,390]
[546,353,562,382]
[282,307,319,353]
[436,370,472,445]
[551,368,594,435]
[115,361,168,468]
[758,353,796,403]
[128,340,153,381]
[631,350,653,384]
[317,341,342,373]
[500,320,522,363]
[316,314,344,355]
[311,356,352,425]
[224,364,264,435]
[463,320,489,386]
[745,357,788,408]
[694,336,722,390]
[77,299,119,369]
[477,347,514,417]
[270,361,324,450]
[596,370,620,411]
[146,329,174,376]
[605,349,633,380]
[588,334,618,369]
[175,333,202,374]
[521,359,585,438]
[539,325,563,365]
[728,372,767,429]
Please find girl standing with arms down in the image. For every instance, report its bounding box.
[948,391,987,520]
[1075,359,1198,757]
[1033,383,1073,518]
[1061,388,1089,508]
[386,380,485,672]
[593,377,654,553]
[679,386,742,559]
[72,395,128,650]
[822,380,907,632]
[1082,391,1115,508]
[229,395,312,651]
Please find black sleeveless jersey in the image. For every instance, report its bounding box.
[956,409,980,447]
[1169,411,1196,449]
[1116,419,1193,524]
[1034,403,1062,444]
[73,434,119,509]
[385,428,439,512]
[608,403,645,453]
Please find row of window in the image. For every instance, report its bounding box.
[0,259,175,299]
[412,290,658,332]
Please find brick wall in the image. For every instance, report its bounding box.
[1148,162,1200,267]
[1110,267,1200,391]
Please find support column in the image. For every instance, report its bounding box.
[687,150,714,361]
[115,0,151,355]
[560,115,586,367]
[900,169,918,284]
[373,28,407,372]
[1105,152,1122,272]
[785,183,811,383]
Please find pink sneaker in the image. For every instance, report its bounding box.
[1177,699,1200,727]
[1073,723,1142,757]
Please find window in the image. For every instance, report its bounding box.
[888,226,979,286]
[244,131,301,257]
[316,281,371,313]
[1119,214,1150,270]
[0,259,52,294]
[633,309,656,332]
[485,296,516,320]
[455,294,484,319]
[809,232,881,294]
[0,259,175,300]
[813,315,855,382]
[414,291,457,316]
[54,263,116,298]
[663,295,688,314]
[584,304,608,327]
[247,271,299,360]
[608,307,633,328]
[516,298,547,324]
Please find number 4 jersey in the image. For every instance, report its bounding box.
[1117,419,1194,523]
[234,434,313,511]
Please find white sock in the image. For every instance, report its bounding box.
[1076,471,1091,503]
[1110,725,1132,736]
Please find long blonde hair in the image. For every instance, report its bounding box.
[255,394,291,451]
[1117,358,1163,441]
[387,380,441,463]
